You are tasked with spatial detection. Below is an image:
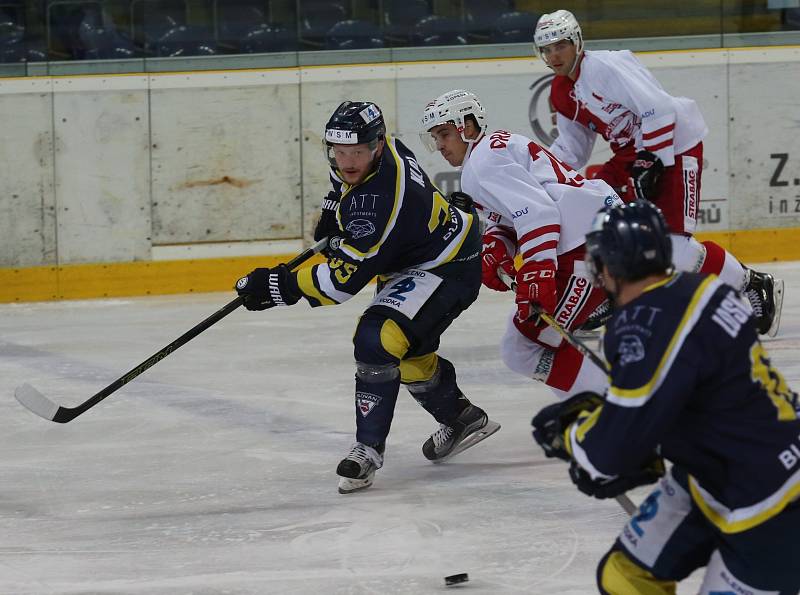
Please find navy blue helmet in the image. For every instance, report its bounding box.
[585,199,672,282]
[324,101,386,167]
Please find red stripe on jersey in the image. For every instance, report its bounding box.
[642,123,675,140]
[645,138,674,152]
[522,240,559,260]
[519,225,560,246]
[486,227,516,242]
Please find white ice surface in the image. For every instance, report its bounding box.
[0,262,797,594]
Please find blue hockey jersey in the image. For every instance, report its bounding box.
[569,272,800,533]
[293,135,479,306]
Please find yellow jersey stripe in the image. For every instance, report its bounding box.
[607,275,719,407]
[338,135,404,261]
[415,210,475,270]
[296,266,336,306]
[689,471,800,533]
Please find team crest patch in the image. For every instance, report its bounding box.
[356,392,382,417]
[346,218,376,240]
[359,104,381,124]
[619,334,646,366]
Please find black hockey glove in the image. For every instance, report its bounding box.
[629,150,664,202]
[531,392,604,462]
[447,191,474,212]
[313,191,343,256]
[235,264,301,311]
[569,455,665,500]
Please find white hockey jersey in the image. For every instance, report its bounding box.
[549,50,708,168]
[461,129,620,266]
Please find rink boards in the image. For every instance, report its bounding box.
[0,46,798,301]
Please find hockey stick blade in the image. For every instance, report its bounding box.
[15,383,62,422]
[14,237,332,424]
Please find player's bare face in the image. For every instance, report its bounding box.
[429,123,469,167]
[540,40,578,78]
[333,141,383,185]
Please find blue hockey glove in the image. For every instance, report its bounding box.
[235,264,301,311]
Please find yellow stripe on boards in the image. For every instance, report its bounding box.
[1,226,797,303]
[0,254,325,303]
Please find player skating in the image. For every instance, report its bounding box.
[533,200,800,594]
[421,89,622,400]
[235,101,498,494]
[533,9,783,337]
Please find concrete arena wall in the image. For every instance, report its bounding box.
[0,47,798,302]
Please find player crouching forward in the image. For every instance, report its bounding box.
[235,101,499,494]
[421,89,621,401]
[533,200,800,594]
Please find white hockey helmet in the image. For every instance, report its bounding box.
[533,10,584,63]
[419,89,487,152]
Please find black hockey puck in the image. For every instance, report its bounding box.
[444,573,469,586]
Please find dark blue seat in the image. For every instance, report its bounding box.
[410,15,466,46]
[46,1,101,57]
[217,2,266,44]
[464,0,515,39]
[382,0,430,41]
[137,2,217,57]
[325,19,384,50]
[299,1,346,47]
[490,10,539,44]
[0,10,24,45]
[0,5,47,62]
[785,8,800,29]
[239,23,296,53]
[77,7,139,59]
[217,2,296,53]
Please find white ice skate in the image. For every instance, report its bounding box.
[336,442,384,494]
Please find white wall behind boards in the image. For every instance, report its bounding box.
[0,47,797,268]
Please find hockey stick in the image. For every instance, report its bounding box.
[15,237,332,424]
[497,269,638,516]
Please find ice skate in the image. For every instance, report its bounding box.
[745,270,784,337]
[336,442,384,494]
[422,405,500,463]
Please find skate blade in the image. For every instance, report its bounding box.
[767,278,784,338]
[338,473,375,494]
[432,420,501,464]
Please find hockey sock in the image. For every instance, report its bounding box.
[406,357,470,425]
[354,368,400,447]
[545,344,607,400]
[700,240,747,291]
